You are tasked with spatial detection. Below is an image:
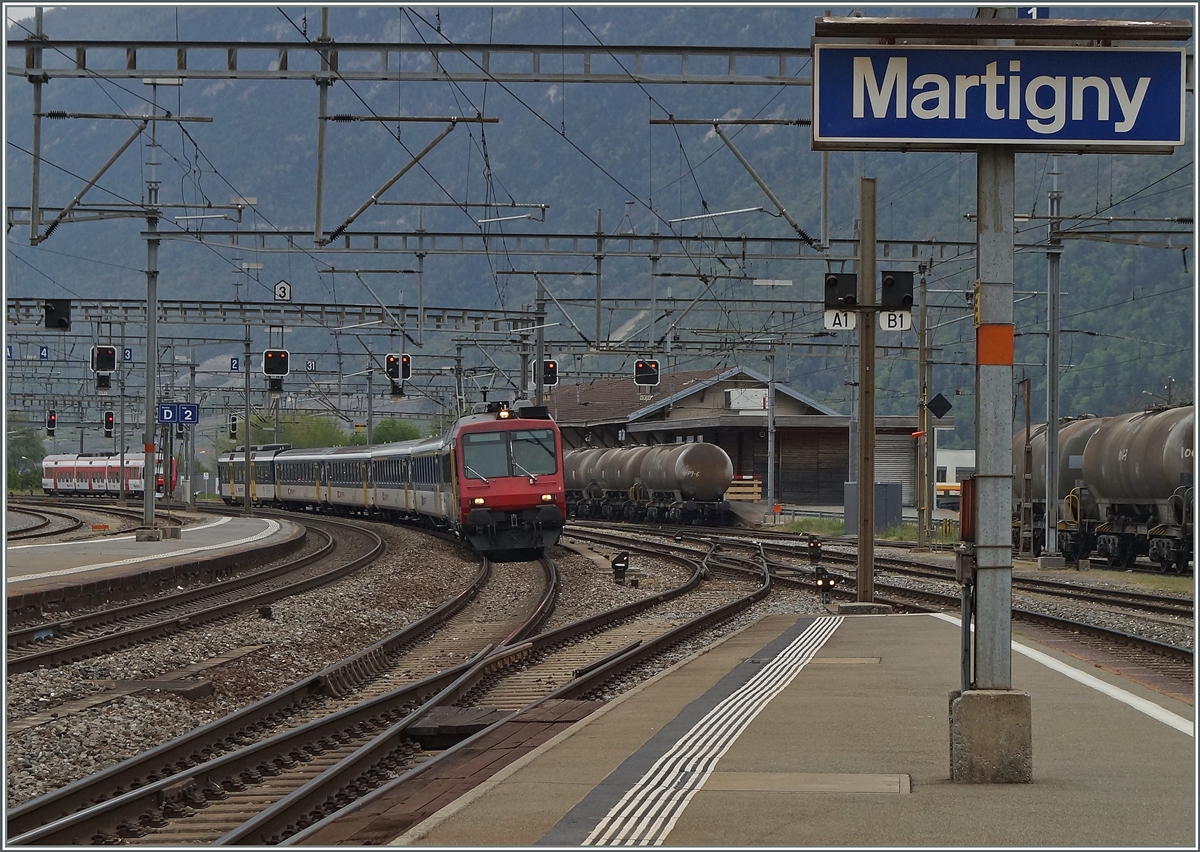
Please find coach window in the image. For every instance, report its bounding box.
[462,432,508,480]
[512,429,558,476]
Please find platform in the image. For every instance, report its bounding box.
[6,515,305,615]
[312,612,1194,847]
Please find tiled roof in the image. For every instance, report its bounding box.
[543,369,716,425]
[542,366,838,426]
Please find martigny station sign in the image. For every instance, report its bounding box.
[812,45,1186,151]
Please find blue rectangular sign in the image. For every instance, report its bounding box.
[813,45,1186,151]
[157,403,179,423]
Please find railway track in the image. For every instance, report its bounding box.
[5,552,554,844]
[6,506,79,540]
[567,524,1193,677]
[9,497,186,537]
[6,515,381,674]
[569,523,1193,621]
[7,527,774,845]
[231,537,772,845]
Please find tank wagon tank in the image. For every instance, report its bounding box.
[1012,405,1193,572]
[1075,405,1193,571]
[565,442,735,525]
[1011,415,1106,555]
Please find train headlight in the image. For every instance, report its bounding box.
[473,497,486,506]
[541,494,554,502]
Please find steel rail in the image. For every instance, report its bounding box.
[5,553,493,840]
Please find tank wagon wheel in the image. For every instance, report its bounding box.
[1107,540,1136,571]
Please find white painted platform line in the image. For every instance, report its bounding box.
[583,616,844,846]
[6,516,237,550]
[6,519,282,584]
[929,612,1192,737]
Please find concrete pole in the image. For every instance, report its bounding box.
[119,322,127,504]
[767,352,776,515]
[973,146,1015,689]
[366,370,373,445]
[535,277,546,406]
[143,85,160,530]
[916,264,929,549]
[857,177,876,602]
[28,8,43,246]
[243,324,252,517]
[594,209,604,348]
[312,8,331,244]
[187,354,196,509]
[1045,156,1063,555]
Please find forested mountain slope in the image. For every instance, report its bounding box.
[5,5,1193,445]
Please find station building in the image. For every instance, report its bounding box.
[542,366,939,507]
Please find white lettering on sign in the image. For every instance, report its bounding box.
[852,56,1150,135]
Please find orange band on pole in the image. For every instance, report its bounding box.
[976,324,1014,366]
[145,444,156,452]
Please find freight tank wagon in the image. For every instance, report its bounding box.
[565,442,734,525]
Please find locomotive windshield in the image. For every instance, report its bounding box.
[462,429,558,481]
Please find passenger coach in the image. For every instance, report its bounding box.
[218,402,566,557]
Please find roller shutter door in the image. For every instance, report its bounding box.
[876,434,915,505]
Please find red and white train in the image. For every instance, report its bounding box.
[218,402,566,558]
[41,452,179,499]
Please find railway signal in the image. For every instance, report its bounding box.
[229,413,238,439]
[262,349,290,376]
[542,359,559,386]
[103,410,115,438]
[880,270,914,311]
[385,353,401,380]
[46,409,57,436]
[43,298,71,331]
[634,359,660,387]
[813,566,839,604]
[91,345,117,373]
[823,272,857,309]
[400,353,412,381]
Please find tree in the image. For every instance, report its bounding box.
[371,419,424,444]
[6,426,46,494]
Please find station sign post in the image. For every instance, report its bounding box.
[810,13,1190,783]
